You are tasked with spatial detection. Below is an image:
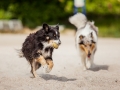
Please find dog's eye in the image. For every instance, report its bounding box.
[79,41,83,45]
[54,35,56,37]
[89,44,92,47]
[91,40,96,44]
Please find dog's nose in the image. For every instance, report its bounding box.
[88,51,91,58]
[88,53,91,56]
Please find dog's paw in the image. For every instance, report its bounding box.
[41,64,48,73]
[45,67,51,73]
[83,66,87,71]
[87,62,95,69]
[83,68,87,71]
[41,65,52,73]
[31,75,39,78]
[87,62,91,69]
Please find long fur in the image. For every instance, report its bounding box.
[69,13,98,70]
[16,49,24,57]
[18,23,61,77]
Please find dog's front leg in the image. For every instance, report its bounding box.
[81,55,87,70]
[46,59,54,73]
[87,55,94,68]
[36,56,54,73]
[36,55,48,72]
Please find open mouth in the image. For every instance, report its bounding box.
[87,54,91,58]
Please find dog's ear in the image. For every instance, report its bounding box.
[43,23,49,32]
[56,24,59,30]
[90,32,93,39]
[79,35,84,40]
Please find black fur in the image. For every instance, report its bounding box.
[21,23,61,67]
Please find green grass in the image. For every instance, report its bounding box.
[65,15,120,38]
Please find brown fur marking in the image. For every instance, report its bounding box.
[79,35,84,40]
[36,55,47,65]
[79,43,95,55]
[91,43,95,51]
[46,59,54,70]
[31,61,38,78]
[35,62,41,71]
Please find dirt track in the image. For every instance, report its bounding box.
[0,34,120,90]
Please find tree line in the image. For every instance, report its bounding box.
[0,0,119,28]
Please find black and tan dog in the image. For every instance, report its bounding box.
[18,23,61,78]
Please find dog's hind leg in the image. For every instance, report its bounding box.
[30,60,38,78]
[46,59,54,73]
[35,62,41,71]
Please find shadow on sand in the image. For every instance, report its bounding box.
[40,74,76,82]
[88,64,109,71]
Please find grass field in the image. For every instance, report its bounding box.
[66,15,120,38]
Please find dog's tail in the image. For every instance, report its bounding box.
[69,13,87,29]
[15,49,24,58]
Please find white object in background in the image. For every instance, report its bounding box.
[74,0,84,7]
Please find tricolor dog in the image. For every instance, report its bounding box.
[69,13,98,70]
[18,23,61,77]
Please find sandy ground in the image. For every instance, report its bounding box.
[0,33,120,90]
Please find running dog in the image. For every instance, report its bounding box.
[18,23,61,77]
[69,13,98,70]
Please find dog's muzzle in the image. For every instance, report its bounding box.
[87,52,91,58]
[52,40,61,49]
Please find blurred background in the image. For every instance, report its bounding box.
[0,0,120,37]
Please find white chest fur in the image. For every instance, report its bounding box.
[41,42,52,58]
[41,49,50,58]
